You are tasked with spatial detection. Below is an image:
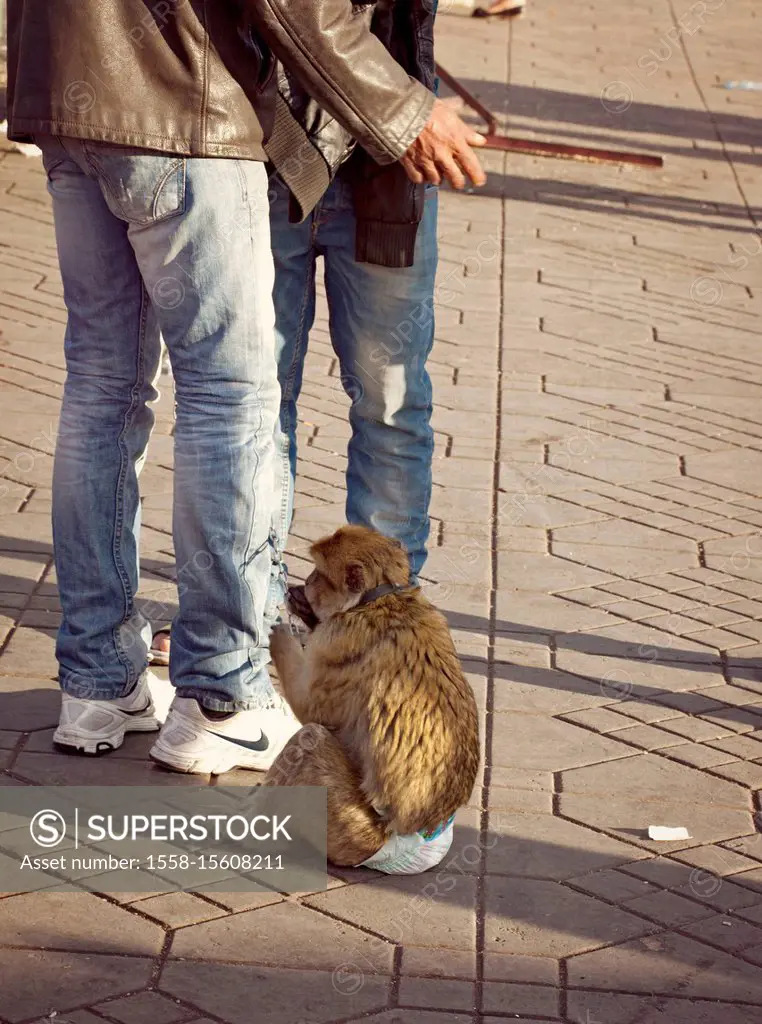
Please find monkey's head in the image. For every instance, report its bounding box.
[305,525,410,621]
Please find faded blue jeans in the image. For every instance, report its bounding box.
[270,175,438,578]
[39,136,280,712]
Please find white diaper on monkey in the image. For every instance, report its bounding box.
[359,815,455,875]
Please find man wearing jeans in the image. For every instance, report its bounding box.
[6,0,484,774]
[269,0,443,582]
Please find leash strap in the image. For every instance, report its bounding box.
[356,583,412,607]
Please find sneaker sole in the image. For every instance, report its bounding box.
[149,737,274,776]
[53,715,161,756]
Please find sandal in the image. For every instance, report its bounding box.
[473,1,525,17]
[148,625,172,667]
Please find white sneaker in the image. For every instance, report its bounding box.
[54,673,161,756]
[149,694,300,775]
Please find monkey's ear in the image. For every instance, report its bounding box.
[310,537,331,562]
[345,562,366,593]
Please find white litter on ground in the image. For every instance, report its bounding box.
[722,80,762,90]
[647,825,691,841]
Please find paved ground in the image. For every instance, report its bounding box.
[1,1,762,1021]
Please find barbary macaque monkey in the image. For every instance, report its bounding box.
[265,526,480,874]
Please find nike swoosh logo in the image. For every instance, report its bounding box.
[212,731,270,753]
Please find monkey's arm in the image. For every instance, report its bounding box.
[270,624,312,722]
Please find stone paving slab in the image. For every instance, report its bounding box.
[2,0,762,1020]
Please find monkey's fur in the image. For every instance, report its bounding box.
[265,525,480,867]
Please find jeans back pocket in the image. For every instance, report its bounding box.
[82,142,187,226]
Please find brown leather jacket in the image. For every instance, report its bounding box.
[6,1,434,166]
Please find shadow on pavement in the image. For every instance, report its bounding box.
[463,171,762,235]
[443,79,762,165]
[434,78,761,232]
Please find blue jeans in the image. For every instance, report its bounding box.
[39,136,280,712]
[270,176,438,578]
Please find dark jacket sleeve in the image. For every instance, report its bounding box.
[245,0,435,164]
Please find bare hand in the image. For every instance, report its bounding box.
[401,99,487,190]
